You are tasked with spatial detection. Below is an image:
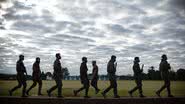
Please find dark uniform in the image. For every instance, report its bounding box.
[128,57,145,97]
[9,55,27,97]
[26,58,42,95]
[91,62,100,94]
[47,55,63,97]
[74,57,90,98]
[156,54,173,97]
[102,55,120,98]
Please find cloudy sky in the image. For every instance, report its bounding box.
[0,0,185,75]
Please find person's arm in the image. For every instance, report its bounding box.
[25,69,28,76]
[159,61,164,72]
[167,62,171,70]
[133,64,137,74]
[92,67,98,79]
[24,66,28,76]
[80,63,85,76]
[22,62,27,75]
[114,62,117,69]
[140,64,144,72]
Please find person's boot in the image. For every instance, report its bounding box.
[95,89,100,94]
[168,94,174,97]
[26,90,29,96]
[139,94,145,97]
[84,95,90,98]
[73,90,77,96]
[38,93,43,96]
[156,91,161,97]
[114,95,120,98]
[22,92,28,97]
[22,89,28,97]
[57,95,64,98]
[101,92,106,98]
[9,90,12,96]
[128,91,133,97]
[47,90,51,97]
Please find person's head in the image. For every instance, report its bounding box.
[82,57,87,63]
[161,54,167,61]
[56,53,61,60]
[36,57,40,63]
[111,55,116,62]
[134,57,140,63]
[92,60,96,66]
[19,54,24,61]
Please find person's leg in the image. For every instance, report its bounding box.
[103,80,113,94]
[57,79,62,97]
[138,79,144,97]
[129,79,139,95]
[94,79,100,93]
[85,85,89,97]
[74,84,85,96]
[129,86,138,93]
[166,79,173,97]
[38,79,42,95]
[102,79,113,98]
[158,84,166,92]
[75,79,86,93]
[9,77,22,96]
[91,78,99,92]
[47,79,58,96]
[156,80,166,97]
[26,80,37,95]
[22,79,27,97]
[84,79,90,98]
[91,79,95,88]
[113,79,119,98]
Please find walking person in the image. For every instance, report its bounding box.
[9,55,27,97]
[91,61,100,94]
[73,57,90,98]
[47,53,63,97]
[26,57,43,96]
[101,55,120,98]
[156,54,174,97]
[128,57,145,97]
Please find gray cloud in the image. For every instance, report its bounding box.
[0,0,185,75]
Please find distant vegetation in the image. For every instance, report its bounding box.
[0,67,185,81]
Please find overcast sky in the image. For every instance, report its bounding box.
[0,0,185,75]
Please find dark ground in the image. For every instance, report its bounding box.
[0,96,185,104]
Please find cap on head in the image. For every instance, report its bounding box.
[36,57,40,61]
[161,54,167,59]
[19,54,24,58]
[111,55,116,59]
[92,60,96,64]
[19,54,24,60]
[134,57,140,62]
[56,53,60,57]
[82,57,87,61]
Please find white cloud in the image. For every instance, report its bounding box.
[0,0,185,75]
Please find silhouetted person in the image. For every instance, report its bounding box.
[91,61,100,94]
[9,55,27,97]
[73,57,90,98]
[101,55,120,98]
[156,54,174,97]
[47,53,63,97]
[26,57,42,96]
[128,57,145,97]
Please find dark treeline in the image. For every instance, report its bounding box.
[0,68,185,81]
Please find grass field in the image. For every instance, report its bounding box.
[0,80,185,97]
